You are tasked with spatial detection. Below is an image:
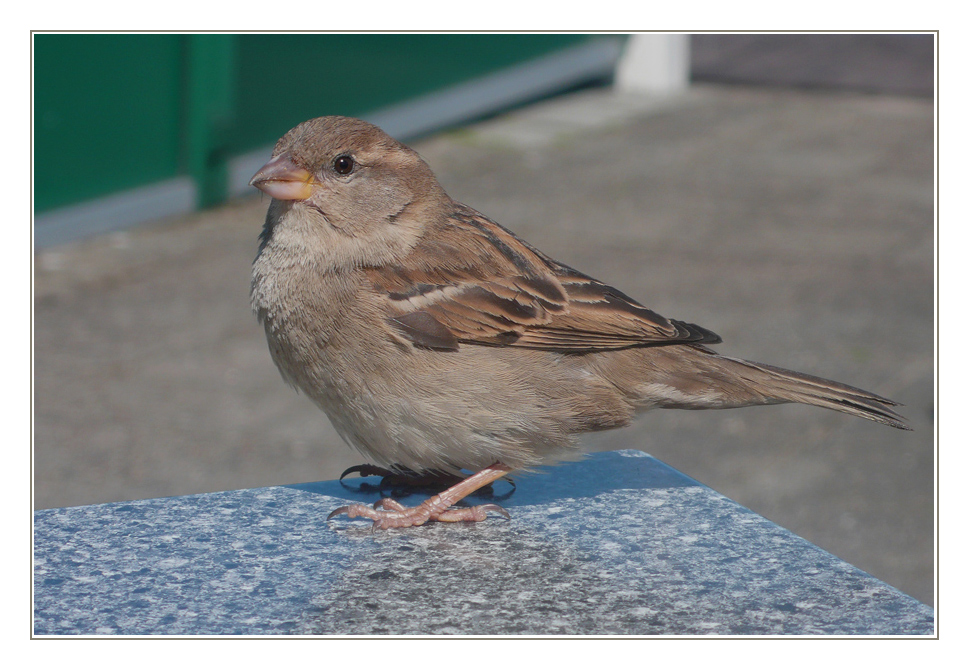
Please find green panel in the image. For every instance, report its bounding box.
[231,34,592,154]
[35,33,597,217]
[34,34,184,212]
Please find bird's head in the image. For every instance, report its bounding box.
[251,116,445,267]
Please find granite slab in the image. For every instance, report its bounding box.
[33,450,934,636]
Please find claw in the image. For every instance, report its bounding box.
[326,505,351,521]
[339,464,394,481]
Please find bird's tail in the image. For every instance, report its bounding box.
[630,344,912,430]
[712,353,912,430]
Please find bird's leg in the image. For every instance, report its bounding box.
[327,462,514,529]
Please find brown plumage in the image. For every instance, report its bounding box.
[250,116,909,529]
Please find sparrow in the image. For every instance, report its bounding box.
[250,116,910,530]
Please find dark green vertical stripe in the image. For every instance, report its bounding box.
[185,35,237,207]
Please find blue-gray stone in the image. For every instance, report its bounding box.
[33,450,934,636]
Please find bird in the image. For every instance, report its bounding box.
[249,115,910,530]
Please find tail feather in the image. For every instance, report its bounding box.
[728,356,912,430]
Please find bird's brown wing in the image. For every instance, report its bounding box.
[366,206,721,352]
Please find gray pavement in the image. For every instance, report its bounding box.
[33,84,934,605]
[691,34,934,97]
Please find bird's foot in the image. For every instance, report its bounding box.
[328,461,514,530]
[327,497,509,529]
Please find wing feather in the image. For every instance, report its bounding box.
[366,205,721,352]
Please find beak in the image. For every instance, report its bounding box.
[249,154,317,201]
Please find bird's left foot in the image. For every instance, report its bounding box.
[327,462,514,530]
[327,497,509,529]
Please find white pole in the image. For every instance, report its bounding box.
[615,34,691,94]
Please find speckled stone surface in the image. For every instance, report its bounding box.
[33,450,934,636]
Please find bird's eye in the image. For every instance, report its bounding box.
[333,154,355,175]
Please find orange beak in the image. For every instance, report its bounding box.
[250,154,317,201]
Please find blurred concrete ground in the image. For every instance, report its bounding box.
[33,84,934,605]
[691,33,934,97]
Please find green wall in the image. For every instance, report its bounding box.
[34,34,184,211]
[34,34,600,214]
